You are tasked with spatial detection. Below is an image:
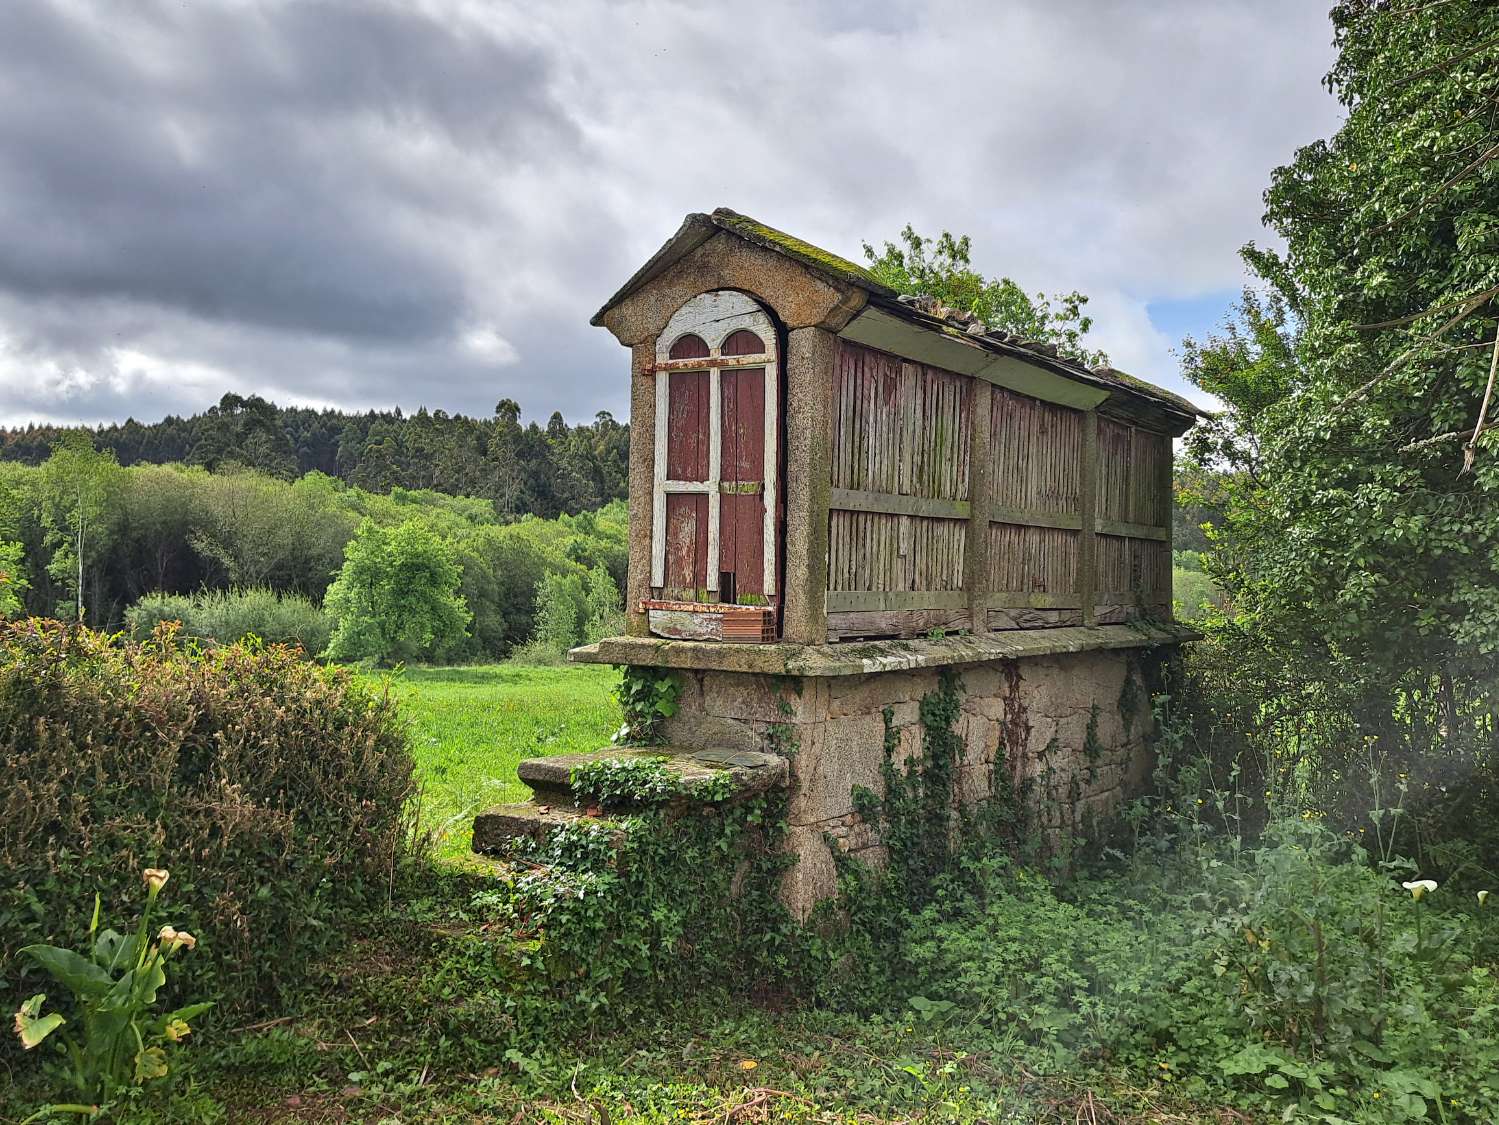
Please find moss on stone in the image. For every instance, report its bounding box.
[711,208,890,294]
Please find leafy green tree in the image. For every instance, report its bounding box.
[0,541,27,618]
[583,564,622,641]
[864,226,1107,366]
[1181,1,1499,826]
[38,433,122,623]
[324,519,471,663]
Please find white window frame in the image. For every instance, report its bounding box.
[651,290,779,598]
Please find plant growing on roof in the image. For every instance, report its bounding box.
[863,226,1107,367]
[15,867,212,1112]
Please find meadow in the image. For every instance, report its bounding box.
[366,663,620,858]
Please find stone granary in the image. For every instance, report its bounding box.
[475,209,1201,917]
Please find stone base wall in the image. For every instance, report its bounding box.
[656,648,1156,919]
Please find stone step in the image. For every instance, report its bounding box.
[471,801,626,855]
[515,745,788,807]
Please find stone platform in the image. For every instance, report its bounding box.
[472,745,787,854]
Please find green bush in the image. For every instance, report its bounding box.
[324,519,471,664]
[0,621,418,1032]
[125,587,332,655]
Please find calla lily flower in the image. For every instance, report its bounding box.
[142,869,169,894]
[1479,890,1490,907]
[1402,879,1438,900]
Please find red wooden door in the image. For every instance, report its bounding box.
[653,291,779,610]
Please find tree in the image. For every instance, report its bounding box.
[38,433,121,623]
[1180,1,1499,817]
[863,226,1107,366]
[0,541,27,618]
[324,519,471,663]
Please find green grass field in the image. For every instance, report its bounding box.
[362,663,620,858]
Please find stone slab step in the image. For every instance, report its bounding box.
[515,745,788,806]
[471,801,624,855]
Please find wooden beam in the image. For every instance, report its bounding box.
[990,507,1084,531]
[828,488,970,520]
[826,589,969,613]
[986,592,1084,609]
[965,382,992,634]
[1079,408,1098,626]
[1095,519,1169,542]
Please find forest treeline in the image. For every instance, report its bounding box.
[0,393,629,519]
[0,447,627,661]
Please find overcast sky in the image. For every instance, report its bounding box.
[0,0,1342,428]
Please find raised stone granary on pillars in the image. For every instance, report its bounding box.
[474,208,1202,918]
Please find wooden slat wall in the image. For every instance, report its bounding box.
[828,511,967,593]
[830,343,971,499]
[988,524,1078,595]
[825,340,1175,640]
[990,388,1081,514]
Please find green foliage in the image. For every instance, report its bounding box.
[37,432,122,625]
[370,663,619,860]
[611,665,680,745]
[0,622,418,1028]
[569,756,679,808]
[17,870,212,1109]
[0,538,27,618]
[863,226,1107,366]
[518,571,586,664]
[125,588,332,656]
[475,792,795,1035]
[1179,0,1499,868]
[0,393,630,522]
[324,519,471,664]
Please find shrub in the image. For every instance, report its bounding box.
[324,519,471,664]
[125,587,332,656]
[0,621,418,1032]
[519,571,586,664]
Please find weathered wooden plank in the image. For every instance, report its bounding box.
[826,607,972,641]
[1095,518,1170,542]
[829,488,970,520]
[985,592,1084,609]
[987,607,1084,631]
[826,589,970,613]
[1079,408,1098,626]
[990,507,1084,531]
[988,524,1079,594]
[647,606,721,641]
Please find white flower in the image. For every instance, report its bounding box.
[1402,879,1438,901]
[142,868,170,893]
[1479,890,1490,907]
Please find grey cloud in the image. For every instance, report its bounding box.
[0,0,1338,427]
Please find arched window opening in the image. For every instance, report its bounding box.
[720,329,766,356]
[668,333,710,360]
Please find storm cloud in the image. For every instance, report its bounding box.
[0,0,1341,426]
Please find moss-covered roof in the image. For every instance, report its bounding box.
[707,208,892,294]
[592,207,1204,422]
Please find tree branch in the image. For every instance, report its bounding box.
[1332,295,1493,414]
[1356,283,1499,330]
[1389,33,1499,88]
[1461,322,1499,474]
[1368,143,1499,237]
